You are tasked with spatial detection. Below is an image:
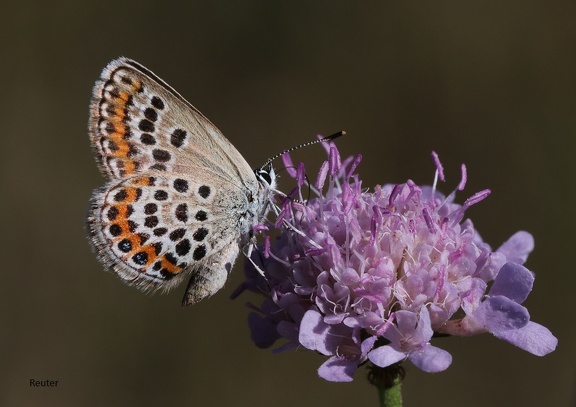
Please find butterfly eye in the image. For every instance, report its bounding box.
[255,164,275,187]
[255,170,272,185]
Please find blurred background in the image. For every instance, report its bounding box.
[1,1,574,406]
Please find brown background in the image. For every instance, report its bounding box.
[1,1,574,406]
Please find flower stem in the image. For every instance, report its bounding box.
[367,363,404,407]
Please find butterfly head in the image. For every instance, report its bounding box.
[250,162,276,228]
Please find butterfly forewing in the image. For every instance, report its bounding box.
[89,57,255,186]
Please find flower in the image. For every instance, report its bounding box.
[367,307,452,374]
[233,143,557,382]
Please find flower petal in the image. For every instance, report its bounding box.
[490,263,534,304]
[298,310,330,354]
[476,296,530,333]
[414,307,434,343]
[368,345,406,368]
[497,231,534,265]
[493,321,558,356]
[318,356,358,382]
[360,335,378,357]
[394,311,419,336]
[409,345,452,372]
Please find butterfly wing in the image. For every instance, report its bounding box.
[88,58,262,304]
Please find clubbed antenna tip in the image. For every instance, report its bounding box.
[261,131,346,169]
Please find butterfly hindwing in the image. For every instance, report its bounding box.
[87,171,247,296]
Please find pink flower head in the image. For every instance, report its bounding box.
[234,144,557,382]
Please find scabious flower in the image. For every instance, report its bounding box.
[233,142,557,383]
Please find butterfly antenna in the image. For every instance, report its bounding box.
[261,131,346,168]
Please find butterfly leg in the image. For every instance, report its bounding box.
[244,242,268,280]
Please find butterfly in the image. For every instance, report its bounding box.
[87,57,277,306]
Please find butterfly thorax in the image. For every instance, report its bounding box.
[239,165,276,244]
